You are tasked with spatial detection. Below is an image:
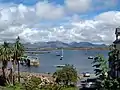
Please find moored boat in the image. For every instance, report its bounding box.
[54,65,65,68]
[88,56,94,59]
[20,56,40,66]
[30,58,40,66]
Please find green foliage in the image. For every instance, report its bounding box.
[24,76,42,90]
[92,55,108,76]
[92,55,109,89]
[13,36,25,60]
[40,84,78,90]
[40,84,63,90]
[92,44,120,90]
[5,83,24,90]
[53,64,78,86]
[0,42,13,85]
[0,42,12,67]
[12,36,25,83]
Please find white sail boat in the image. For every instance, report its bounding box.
[60,48,63,60]
[61,49,63,58]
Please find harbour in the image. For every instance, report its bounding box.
[9,49,109,74]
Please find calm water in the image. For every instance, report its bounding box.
[15,50,109,74]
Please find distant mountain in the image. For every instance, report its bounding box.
[23,41,70,48]
[69,42,107,48]
[46,41,70,48]
[23,41,107,48]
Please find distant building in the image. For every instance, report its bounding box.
[110,27,120,78]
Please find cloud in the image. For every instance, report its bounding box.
[24,11,119,44]
[35,1,65,20]
[0,1,119,44]
[17,11,120,44]
[64,0,91,13]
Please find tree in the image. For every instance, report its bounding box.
[92,55,108,76]
[108,44,119,78]
[12,36,25,83]
[53,64,78,86]
[92,55,109,89]
[92,49,120,90]
[0,42,12,84]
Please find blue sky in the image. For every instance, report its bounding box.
[0,0,120,15]
[0,0,119,19]
[0,0,119,44]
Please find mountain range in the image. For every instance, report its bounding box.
[23,41,107,48]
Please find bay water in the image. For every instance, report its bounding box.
[18,49,109,74]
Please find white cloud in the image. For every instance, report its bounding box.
[0,1,119,44]
[35,1,65,20]
[65,0,91,13]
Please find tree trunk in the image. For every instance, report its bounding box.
[2,60,7,78]
[2,60,8,85]
[2,66,5,78]
[17,59,20,82]
[9,68,12,84]
[12,60,15,85]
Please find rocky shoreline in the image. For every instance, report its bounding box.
[15,71,96,82]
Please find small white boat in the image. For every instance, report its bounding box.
[88,56,94,59]
[27,56,40,66]
[30,58,40,66]
[83,72,90,77]
[54,65,65,68]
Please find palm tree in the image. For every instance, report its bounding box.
[12,36,25,82]
[0,42,12,82]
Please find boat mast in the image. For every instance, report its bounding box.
[62,48,63,56]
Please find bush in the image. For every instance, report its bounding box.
[24,76,42,90]
[53,64,78,86]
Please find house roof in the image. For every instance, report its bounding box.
[113,39,120,44]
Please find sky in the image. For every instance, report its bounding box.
[0,0,120,44]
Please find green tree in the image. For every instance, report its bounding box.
[92,49,120,90]
[92,55,108,76]
[0,42,12,84]
[108,44,119,78]
[92,55,109,89]
[53,64,78,86]
[12,36,25,83]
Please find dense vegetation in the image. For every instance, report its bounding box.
[0,64,78,90]
[0,36,24,86]
[92,44,120,90]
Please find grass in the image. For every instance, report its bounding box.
[0,86,79,90]
[64,87,79,90]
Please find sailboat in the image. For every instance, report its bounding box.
[88,56,94,59]
[60,49,63,60]
[85,48,87,55]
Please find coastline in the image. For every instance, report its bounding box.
[15,71,96,81]
[26,47,109,51]
[25,47,109,54]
